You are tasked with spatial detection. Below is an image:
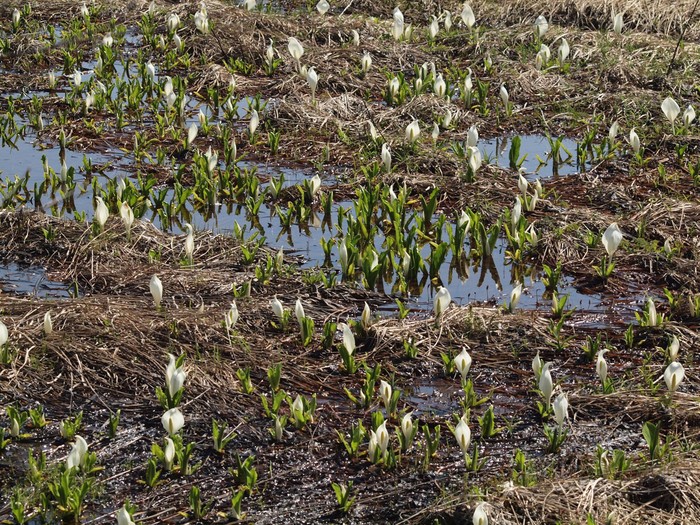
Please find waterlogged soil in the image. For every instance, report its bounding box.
[1,0,700,524]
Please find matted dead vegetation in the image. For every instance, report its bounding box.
[0,0,700,523]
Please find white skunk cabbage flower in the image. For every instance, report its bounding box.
[249,109,259,136]
[167,13,180,32]
[453,347,472,381]
[511,197,522,229]
[601,222,623,257]
[539,362,553,409]
[433,286,451,317]
[612,12,623,34]
[664,361,685,392]
[429,16,439,39]
[472,503,488,525]
[379,380,392,413]
[375,420,389,455]
[295,298,305,325]
[316,0,330,14]
[66,436,88,470]
[120,202,134,233]
[287,37,304,68]
[361,302,371,330]
[646,297,659,326]
[668,335,680,362]
[532,351,543,378]
[453,418,471,454]
[271,297,284,320]
[461,3,475,28]
[0,321,8,347]
[367,120,379,142]
[145,61,156,82]
[406,120,420,143]
[116,506,136,525]
[509,283,523,310]
[309,174,321,196]
[468,146,482,173]
[629,128,640,154]
[306,67,318,100]
[444,10,453,31]
[683,105,696,127]
[467,125,478,147]
[500,84,509,107]
[150,275,163,308]
[163,436,176,470]
[458,210,471,231]
[401,413,414,443]
[557,38,570,65]
[361,52,372,73]
[166,353,186,397]
[187,122,198,148]
[341,323,355,355]
[162,407,185,435]
[94,197,109,228]
[553,393,569,428]
[44,312,53,336]
[596,349,608,384]
[194,8,210,34]
[534,15,548,38]
[388,76,400,97]
[184,223,194,260]
[392,7,404,41]
[518,172,528,196]
[381,143,391,173]
[661,97,681,128]
[434,74,446,98]
[225,301,239,332]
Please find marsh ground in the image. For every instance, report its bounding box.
[0,0,700,523]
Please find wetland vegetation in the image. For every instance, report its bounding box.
[0,0,700,523]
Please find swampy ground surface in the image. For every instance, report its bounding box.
[1,0,700,523]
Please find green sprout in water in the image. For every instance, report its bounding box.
[331,481,356,514]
